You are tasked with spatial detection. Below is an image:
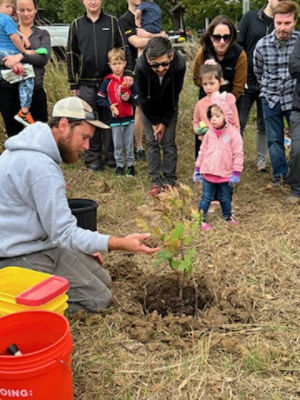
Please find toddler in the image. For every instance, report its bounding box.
[97,48,138,176]
[0,0,36,125]
[193,91,244,231]
[193,59,240,138]
[135,0,162,56]
[135,0,162,34]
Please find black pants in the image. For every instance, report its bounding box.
[0,84,47,137]
[79,85,114,167]
[287,111,300,196]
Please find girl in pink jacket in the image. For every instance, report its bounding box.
[193,91,244,231]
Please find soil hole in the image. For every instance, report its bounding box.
[139,276,214,317]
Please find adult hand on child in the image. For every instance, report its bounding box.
[193,167,203,183]
[229,172,240,186]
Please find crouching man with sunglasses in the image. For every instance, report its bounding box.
[135,37,186,196]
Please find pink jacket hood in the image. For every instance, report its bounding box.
[210,91,236,126]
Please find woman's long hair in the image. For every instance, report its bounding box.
[200,15,237,50]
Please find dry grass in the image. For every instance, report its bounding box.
[1,61,299,400]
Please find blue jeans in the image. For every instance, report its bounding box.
[0,48,34,108]
[261,99,291,179]
[237,82,268,168]
[199,179,232,220]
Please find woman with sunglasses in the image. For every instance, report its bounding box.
[193,15,247,158]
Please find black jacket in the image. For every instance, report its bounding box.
[238,7,274,83]
[135,51,186,126]
[289,36,300,111]
[67,11,134,90]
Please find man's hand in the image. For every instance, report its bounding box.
[152,123,165,143]
[92,251,104,266]
[108,233,160,255]
[123,76,134,88]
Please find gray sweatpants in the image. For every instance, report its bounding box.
[112,123,135,167]
[0,248,112,313]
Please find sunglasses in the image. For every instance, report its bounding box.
[149,61,171,69]
[211,34,231,43]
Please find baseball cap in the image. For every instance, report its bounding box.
[52,97,109,129]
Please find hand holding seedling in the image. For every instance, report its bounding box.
[108,233,160,255]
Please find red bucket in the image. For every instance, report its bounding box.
[0,311,73,399]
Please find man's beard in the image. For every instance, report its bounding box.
[57,136,79,164]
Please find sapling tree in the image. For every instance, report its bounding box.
[137,183,202,300]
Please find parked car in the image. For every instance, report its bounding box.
[37,10,69,59]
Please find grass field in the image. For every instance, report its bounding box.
[0,60,299,400]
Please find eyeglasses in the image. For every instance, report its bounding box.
[149,61,170,69]
[211,34,231,43]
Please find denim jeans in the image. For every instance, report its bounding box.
[261,99,291,179]
[199,179,232,220]
[111,123,135,167]
[141,110,178,187]
[237,82,268,168]
[287,111,300,196]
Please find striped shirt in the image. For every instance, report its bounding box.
[253,30,300,110]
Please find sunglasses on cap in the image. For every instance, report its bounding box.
[211,34,231,43]
[149,61,171,69]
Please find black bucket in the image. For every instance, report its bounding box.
[68,198,98,231]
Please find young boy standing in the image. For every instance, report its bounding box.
[97,48,138,176]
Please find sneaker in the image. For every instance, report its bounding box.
[115,166,124,175]
[106,160,116,169]
[86,161,104,171]
[136,149,145,161]
[14,110,35,126]
[284,195,300,205]
[266,177,287,190]
[257,166,269,174]
[126,165,135,176]
[163,183,174,192]
[147,185,162,197]
[201,222,211,231]
[228,217,239,226]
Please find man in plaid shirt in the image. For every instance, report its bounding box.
[253,0,300,188]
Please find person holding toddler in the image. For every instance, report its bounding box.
[193,91,243,231]
[0,0,36,125]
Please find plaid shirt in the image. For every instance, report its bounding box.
[253,30,300,110]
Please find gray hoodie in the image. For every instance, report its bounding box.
[0,122,109,258]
